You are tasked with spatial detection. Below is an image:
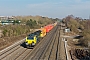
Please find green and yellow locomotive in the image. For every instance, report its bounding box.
[25,30,41,48]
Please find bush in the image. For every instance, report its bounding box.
[26,19,38,28]
[2,25,31,37]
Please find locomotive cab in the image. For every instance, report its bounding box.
[25,34,37,48]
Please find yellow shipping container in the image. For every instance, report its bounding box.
[40,28,46,37]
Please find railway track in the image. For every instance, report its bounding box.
[0,45,32,60]
[25,23,66,60]
[0,38,33,60]
[40,25,60,60]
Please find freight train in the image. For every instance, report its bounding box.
[25,24,56,48]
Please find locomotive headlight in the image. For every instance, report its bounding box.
[32,42,35,45]
[25,42,28,45]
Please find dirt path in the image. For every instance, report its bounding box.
[59,29,67,60]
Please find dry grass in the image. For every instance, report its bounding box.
[0,34,26,50]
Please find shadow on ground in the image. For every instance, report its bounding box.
[20,42,34,49]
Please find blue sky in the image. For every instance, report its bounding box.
[0,0,90,19]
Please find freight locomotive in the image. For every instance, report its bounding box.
[25,30,41,48]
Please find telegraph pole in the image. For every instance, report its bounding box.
[87,15,90,29]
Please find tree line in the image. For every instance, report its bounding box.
[1,16,56,37]
[63,15,90,47]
